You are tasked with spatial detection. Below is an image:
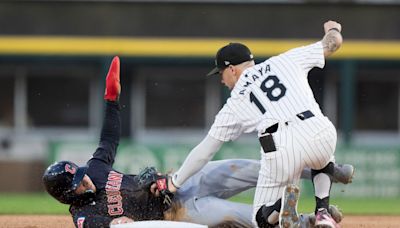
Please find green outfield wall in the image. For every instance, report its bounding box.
[50,140,400,198]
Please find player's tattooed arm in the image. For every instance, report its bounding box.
[322,20,343,57]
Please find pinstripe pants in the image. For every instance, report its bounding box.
[252,114,337,226]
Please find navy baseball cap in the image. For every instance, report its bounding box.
[207,43,254,76]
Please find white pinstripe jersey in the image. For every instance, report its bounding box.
[208,41,325,142]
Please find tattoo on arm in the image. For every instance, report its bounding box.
[322,30,342,56]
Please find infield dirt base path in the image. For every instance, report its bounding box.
[0,215,399,227]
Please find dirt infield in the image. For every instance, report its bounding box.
[0,215,399,227]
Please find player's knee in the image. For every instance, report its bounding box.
[312,161,334,177]
[255,199,281,228]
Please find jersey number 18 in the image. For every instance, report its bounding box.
[249,75,287,114]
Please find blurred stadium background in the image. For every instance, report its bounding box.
[0,0,399,215]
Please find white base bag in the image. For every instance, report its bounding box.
[111,220,208,228]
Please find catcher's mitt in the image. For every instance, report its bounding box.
[138,166,174,206]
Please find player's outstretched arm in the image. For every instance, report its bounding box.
[322,20,343,57]
[169,135,224,192]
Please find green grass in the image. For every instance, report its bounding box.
[0,193,69,214]
[1,193,400,215]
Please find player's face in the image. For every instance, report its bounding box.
[220,66,238,90]
[75,174,96,194]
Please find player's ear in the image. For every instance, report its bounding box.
[232,65,242,79]
[227,65,235,75]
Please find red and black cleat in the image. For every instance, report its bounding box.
[104,56,121,101]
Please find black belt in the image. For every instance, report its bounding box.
[259,110,314,153]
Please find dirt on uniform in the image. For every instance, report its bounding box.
[0,215,399,227]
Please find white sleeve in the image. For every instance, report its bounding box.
[171,135,224,188]
[208,105,243,142]
[282,41,325,74]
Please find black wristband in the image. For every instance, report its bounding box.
[328,28,340,33]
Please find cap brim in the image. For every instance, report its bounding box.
[71,166,88,190]
[206,67,220,77]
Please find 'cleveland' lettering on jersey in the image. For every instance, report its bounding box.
[106,171,124,216]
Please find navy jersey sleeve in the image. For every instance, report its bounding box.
[91,102,121,166]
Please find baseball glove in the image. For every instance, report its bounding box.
[137,166,174,206]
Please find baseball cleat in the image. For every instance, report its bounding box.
[327,205,343,224]
[279,184,300,228]
[314,208,340,228]
[301,205,343,227]
[332,164,354,184]
[104,56,121,101]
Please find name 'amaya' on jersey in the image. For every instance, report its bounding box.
[209,41,326,142]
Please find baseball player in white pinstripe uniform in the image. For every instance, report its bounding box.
[167,20,344,228]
